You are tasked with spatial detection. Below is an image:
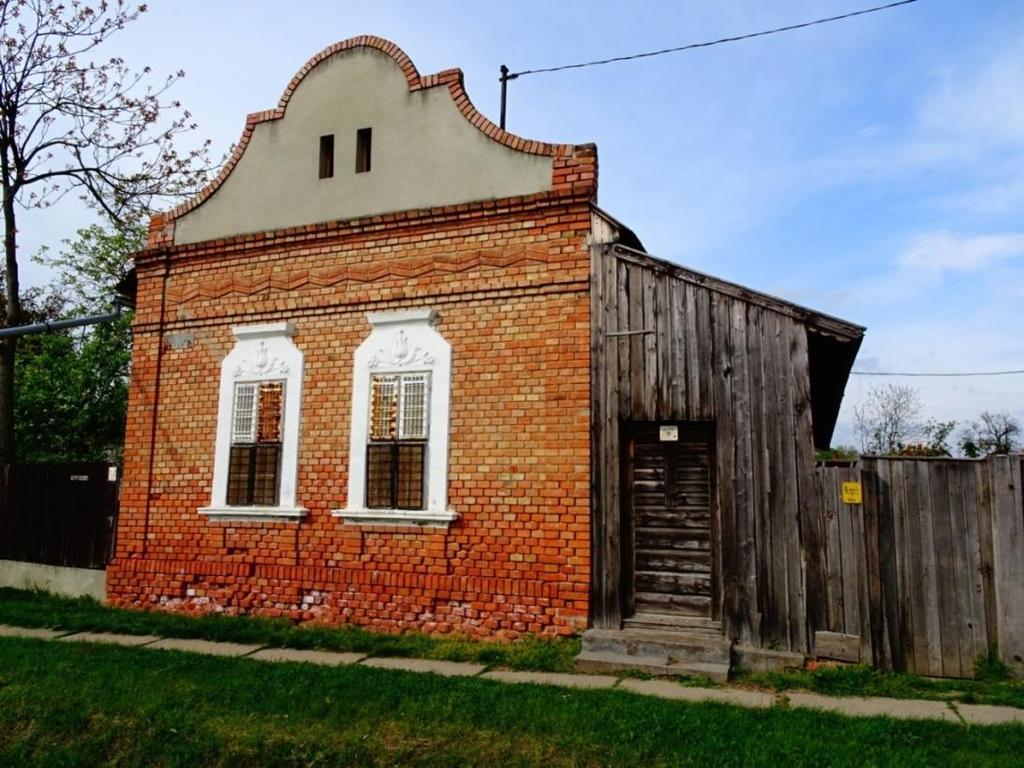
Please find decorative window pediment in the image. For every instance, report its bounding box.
[200,322,306,520]
[334,309,456,527]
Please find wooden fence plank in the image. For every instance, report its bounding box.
[916,460,945,675]
[882,461,902,668]
[838,470,859,635]
[991,455,1024,677]
[929,462,962,677]
[948,464,981,673]
[957,462,987,665]
[849,468,873,666]
[976,459,999,653]
[821,469,843,631]
[813,456,1024,678]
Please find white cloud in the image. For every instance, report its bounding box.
[919,35,1024,146]
[897,231,1024,273]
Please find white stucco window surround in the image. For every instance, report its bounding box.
[200,322,307,520]
[333,309,457,527]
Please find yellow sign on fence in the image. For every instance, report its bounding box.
[841,482,862,505]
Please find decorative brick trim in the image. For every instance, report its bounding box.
[155,35,597,244]
[164,244,552,306]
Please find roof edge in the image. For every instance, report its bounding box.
[610,243,865,341]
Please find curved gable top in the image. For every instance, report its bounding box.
[165,36,591,246]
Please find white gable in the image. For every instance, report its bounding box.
[173,45,555,245]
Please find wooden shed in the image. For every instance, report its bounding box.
[581,218,863,676]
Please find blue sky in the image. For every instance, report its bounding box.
[18,0,1024,446]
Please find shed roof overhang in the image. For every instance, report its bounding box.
[597,224,864,450]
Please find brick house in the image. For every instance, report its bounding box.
[109,36,863,668]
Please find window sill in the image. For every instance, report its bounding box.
[331,508,459,528]
[199,505,308,522]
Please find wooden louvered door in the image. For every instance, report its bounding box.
[624,422,716,621]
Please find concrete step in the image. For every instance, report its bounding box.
[575,650,730,683]
[582,628,732,666]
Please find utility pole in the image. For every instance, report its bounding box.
[499,65,517,130]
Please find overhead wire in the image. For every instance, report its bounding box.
[506,0,920,79]
[850,369,1024,378]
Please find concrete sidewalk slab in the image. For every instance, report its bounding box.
[956,703,1024,726]
[0,624,71,640]
[5,618,1024,728]
[360,657,486,677]
[147,638,263,657]
[787,692,959,722]
[250,648,366,666]
[58,632,160,647]
[483,671,619,690]
[619,679,775,708]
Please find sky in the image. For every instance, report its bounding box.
[14,0,1024,448]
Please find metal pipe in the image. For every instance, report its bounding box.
[0,298,126,339]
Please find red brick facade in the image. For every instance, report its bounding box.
[107,122,598,637]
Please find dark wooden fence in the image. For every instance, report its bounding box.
[0,463,120,570]
[813,455,1024,678]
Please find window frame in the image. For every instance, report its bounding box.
[335,309,456,527]
[366,371,430,510]
[200,322,307,521]
[226,380,285,507]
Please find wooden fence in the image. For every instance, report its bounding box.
[0,463,120,570]
[813,455,1024,678]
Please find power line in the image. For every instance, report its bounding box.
[851,369,1024,378]
[506,0,920,79]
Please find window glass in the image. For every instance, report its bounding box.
[367,372,429,509]
[227,381,285,506]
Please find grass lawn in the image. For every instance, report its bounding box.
[0,587,580,672]
[2,637,1023,767]
[3,587,1024,711]
[736,663,1024,710]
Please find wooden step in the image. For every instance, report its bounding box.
[581,627,731,667]
[575,650,729,683]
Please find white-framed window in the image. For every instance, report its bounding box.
[200,322,306,520]
[366,372,430,510]
[334,309,456,527]
[226,380,285,506]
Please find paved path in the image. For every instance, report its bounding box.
[2,624,1022,726]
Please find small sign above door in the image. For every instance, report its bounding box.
[659,425,679,442]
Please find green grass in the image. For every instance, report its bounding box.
[0,587,579,672]
[1,637,1022,767]
[738,663,1024,709]
[4,587,1024,711]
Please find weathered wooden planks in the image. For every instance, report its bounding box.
[591,243,1024,677]
[813,456,1024,679]
[991,455,1024,678]
[629,424,715,619]
[590,243,819,650]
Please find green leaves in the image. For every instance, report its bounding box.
[14,306,130,462]
[14,219,139,462]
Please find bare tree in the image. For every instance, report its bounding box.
[854,383,921,455]
[0,1,210,461]
[959,412,1021,457]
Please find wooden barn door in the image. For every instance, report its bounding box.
[623,422,717,623]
